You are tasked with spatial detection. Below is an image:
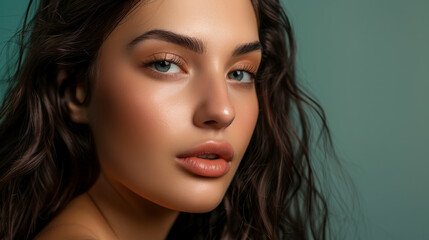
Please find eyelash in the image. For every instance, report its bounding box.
[142,53,258,81]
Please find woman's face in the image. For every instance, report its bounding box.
[87,0,260,212]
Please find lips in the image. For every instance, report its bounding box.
[175,140,234,177]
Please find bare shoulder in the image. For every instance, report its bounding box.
[34,193,117,240]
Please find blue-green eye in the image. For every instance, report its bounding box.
[153,60,181,73]
[227,70,253,82]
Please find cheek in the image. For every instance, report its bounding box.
[87,64,189,207]
[88,61,187,155]
[90,80,157,156]
[228,86,259,160]
[88,62,178,175]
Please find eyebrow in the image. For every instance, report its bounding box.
[128,29,205,54]
[232,41,262,57]
[128,29,262,56]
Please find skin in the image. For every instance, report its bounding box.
[36,0,260,239]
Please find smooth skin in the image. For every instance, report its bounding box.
[36,0,261,239]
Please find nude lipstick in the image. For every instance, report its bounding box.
[175,141,234,177]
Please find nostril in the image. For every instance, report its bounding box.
[202,116,234,129]
[203,120,217,125]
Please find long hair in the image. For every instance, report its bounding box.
[0,0,351,239]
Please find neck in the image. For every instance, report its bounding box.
[88,173,180,240]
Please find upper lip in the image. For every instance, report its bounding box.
[176,140,234,162]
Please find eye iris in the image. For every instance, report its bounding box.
[154,61,171,72]
[231,70,244,81]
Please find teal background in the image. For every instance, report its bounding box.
[284,1,429,239]
[0,0,29,94]
[1,0,428,239]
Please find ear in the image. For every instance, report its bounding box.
[57,69,89,124]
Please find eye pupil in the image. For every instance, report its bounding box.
[159,61,169,67]
[232,71,243,80]
[154,60,171,72]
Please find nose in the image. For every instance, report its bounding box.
[192,75,235,130]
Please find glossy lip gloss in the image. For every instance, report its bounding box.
[175,140,234,177]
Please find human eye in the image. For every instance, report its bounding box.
[227,70,253,82]
[152,60,181,73]
[227,65,257,83]
[143,53,185,74]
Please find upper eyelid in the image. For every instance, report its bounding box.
[231,64,258,74]
[148,53,185,63]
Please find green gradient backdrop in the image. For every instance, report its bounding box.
[1,1,428,239]
[284,1,429,239]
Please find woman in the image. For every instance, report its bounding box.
[0,0,349,239]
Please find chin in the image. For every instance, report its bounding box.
[154,184,228,213]
[176,198,224,213]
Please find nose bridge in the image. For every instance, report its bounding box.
[192,70,235,129]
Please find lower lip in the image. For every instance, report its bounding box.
[175,157,231,177]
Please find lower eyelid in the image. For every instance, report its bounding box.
[144,68,188,81]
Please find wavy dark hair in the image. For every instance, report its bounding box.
[0,0,353,239]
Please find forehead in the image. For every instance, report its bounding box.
[107,0,259,48]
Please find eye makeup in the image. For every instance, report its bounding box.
[137,44,260,84]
